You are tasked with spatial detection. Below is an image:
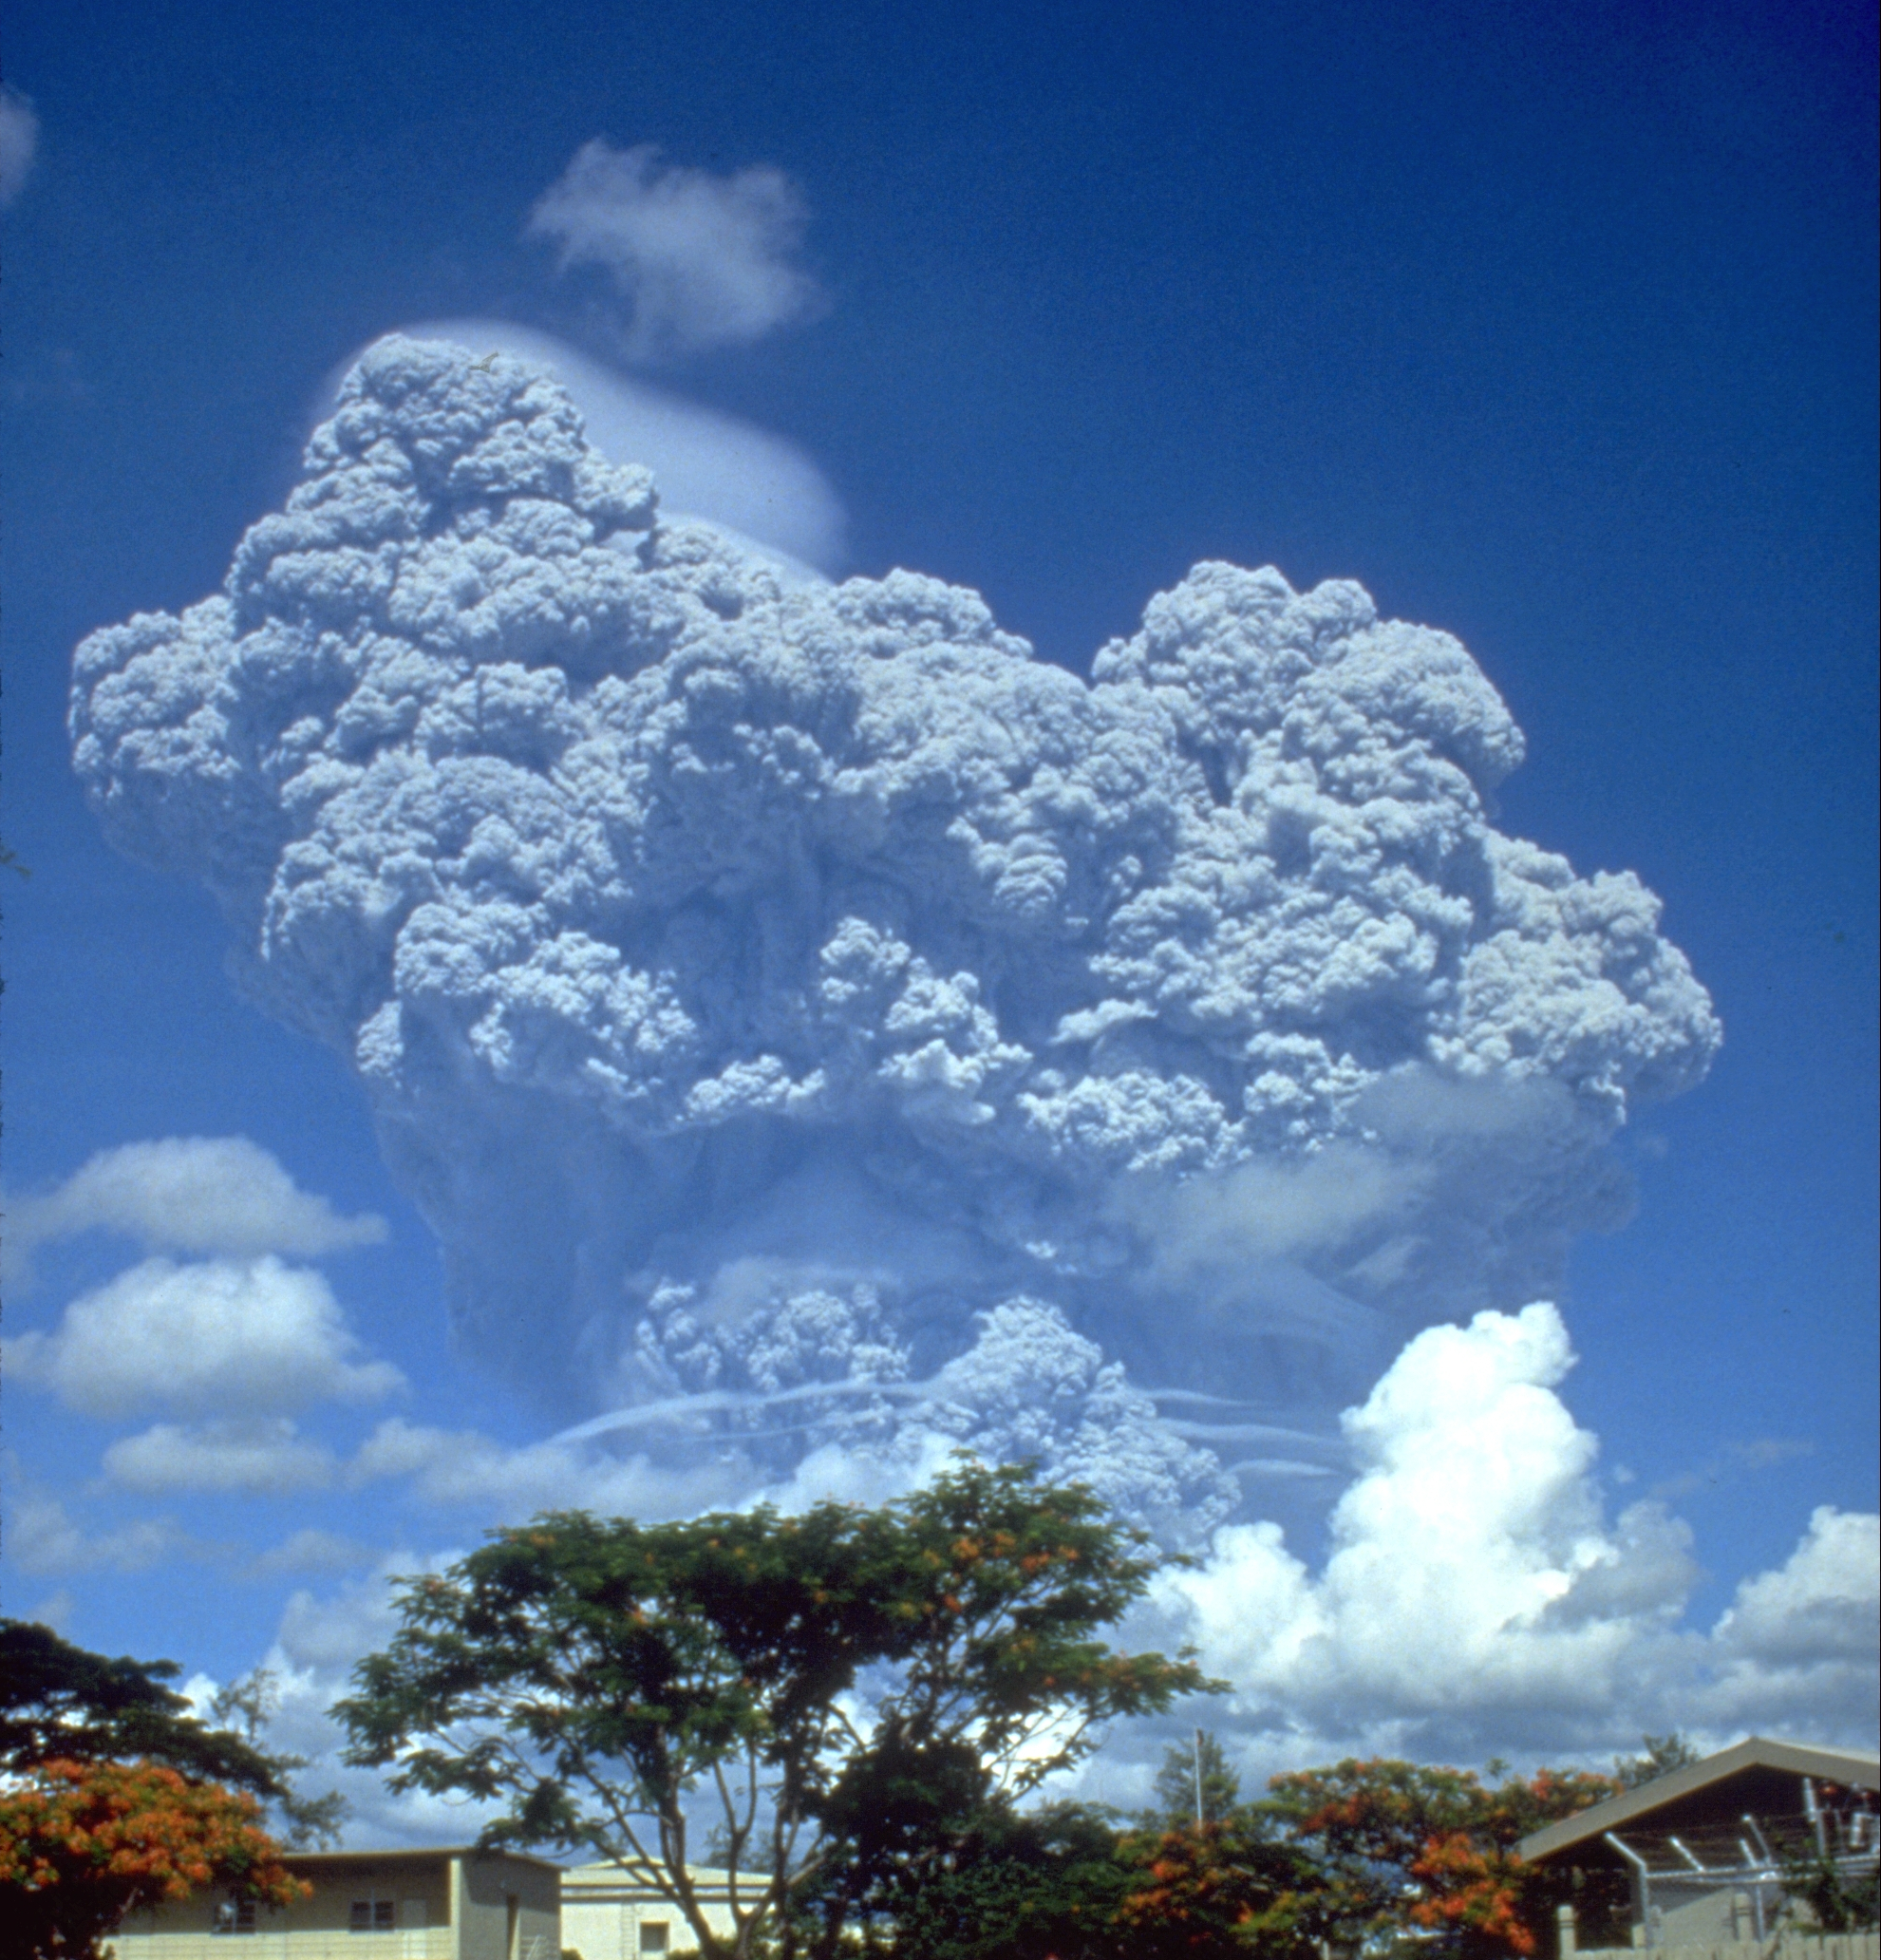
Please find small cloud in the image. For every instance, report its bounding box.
[527,139,826,363]
[28,1590,75,1632]
[6,1136,386,1290]
[1649,1434,1815,1501]
[7,1254,404,1419]
[6,1488,206,1575]
[274,1553,448,1674]
[0,85,38,208]
[248,1529,377,1578]
[102,1419,338,1496]
[1727,1436,1814,1470]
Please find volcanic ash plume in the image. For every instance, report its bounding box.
[69,337,1720,1525]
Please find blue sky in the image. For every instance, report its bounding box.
[2,0,1875,1812]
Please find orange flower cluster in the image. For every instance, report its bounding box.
[1411,1832,1539,1956]
[1114,1822,1260,1935]
[0,1759,307,1960]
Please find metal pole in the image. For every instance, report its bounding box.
[1605,1833,1654,1948]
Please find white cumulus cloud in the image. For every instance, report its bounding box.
[1156,1304,1879,1758]
[5,1135,386,1289]
[1697,1507,1881,1730]
[0,85,37,208]
[528,140,825,362]
[247,1528,378,1577]
[7,1254,404,1418]
[260,1562,514,1847]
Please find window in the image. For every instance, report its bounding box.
[639,1925,668,1954]
[213,1899,258,1935]
[349,1899,397,1932]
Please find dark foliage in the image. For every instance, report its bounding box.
[0,1619,284,1799]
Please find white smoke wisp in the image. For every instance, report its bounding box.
[0,85,38,208]
[69,336,1720,1527]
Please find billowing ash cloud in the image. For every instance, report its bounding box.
[316,322,848,578]
[69,336,1719,1524]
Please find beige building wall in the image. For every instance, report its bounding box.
[457,1851,560,1960]
[561,1861,740,1960]
[106,1848,557,1960]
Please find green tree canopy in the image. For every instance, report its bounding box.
[0,1618,284,1799]
[1147,1727,1243,1829]
[333,1461,1216,1960]
[842,1798,1134,1959]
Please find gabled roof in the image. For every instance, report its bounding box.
[1520,1739,1881,1864]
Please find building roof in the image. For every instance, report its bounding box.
[563,1860,736,1898]
[278,1846,565,1872]
[1520,1739,1881,1864]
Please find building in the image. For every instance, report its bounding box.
[106,1847,561,1960]
[1519,1738,1880,1953]
[560,1859,740,1959]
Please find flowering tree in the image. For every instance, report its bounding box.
[0,1758,307,1960]
[1111,1817,1323,1957]
[1264,1758,1625,1957]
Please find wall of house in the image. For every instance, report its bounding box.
[1576,1937,1879,1960]
[103,1853,563,1960]
[106,1854,457,1960]
[456,1854,560,1960]
[561,1865,739,1960]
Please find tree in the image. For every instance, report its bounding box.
[853,1799,1135,1959]
[1263,1758,1626,1958]
[333,1461,1215,1960]
[207,1670,350,1850]
[0,1757,307,1960]
[1610,1734,1702,1791]
[1147,1729,1243,1829]
[1775,1784,1881,1935]
[0,1620,282,1798]
[1112,1816,1324,1958]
